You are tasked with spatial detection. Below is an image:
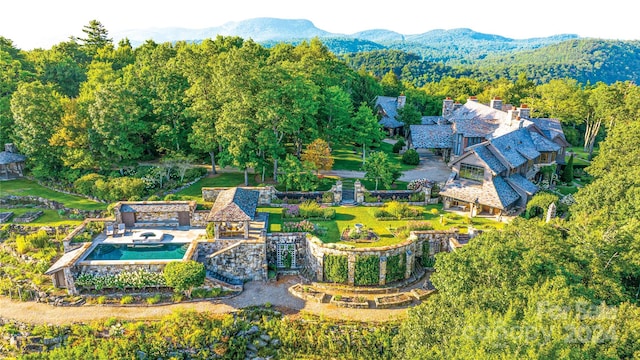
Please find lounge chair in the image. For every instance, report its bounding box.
[106,225,114,236]
[117,223,126,236]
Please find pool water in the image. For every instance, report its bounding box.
[84,243,190,261]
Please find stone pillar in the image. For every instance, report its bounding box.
[354,180,364,203]
[64,267,78,295]
[379,256,387,285]
[405,250,414,279]
[546,202,557,223]
[334,181,342,204]
[244,220,249,239]
[422,187,431,204]
[347,253,356,285]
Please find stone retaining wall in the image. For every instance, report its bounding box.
[0,195,103,218]
[191,210,209,227]
[205,241,267,282]
[304,230,456,286]
[72,263,167,278]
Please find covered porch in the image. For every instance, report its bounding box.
[207,188,259,240]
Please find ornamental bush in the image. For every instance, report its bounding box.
[163,261,206,298]
[401,149,420,165]
[324,254,348,283]
[392,139,405,153]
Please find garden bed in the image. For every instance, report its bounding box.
[330,295,370,309]
[0,211,13,223]
[411,288,437,300]
[288,283,326,303]
[374,292,414,308]
[13,211,44,223]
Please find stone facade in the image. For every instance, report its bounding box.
[191,210,210,227]
[134,211,179,222]
[72,263,167,278]
[206,241,267,282]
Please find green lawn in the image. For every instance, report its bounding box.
[566,146,598,166]
[557,185,579,195]
[332,142,417,172]
[0,208,84,227]
[0,179,106,211]
[261,204,504,248]
[175,173,257,202]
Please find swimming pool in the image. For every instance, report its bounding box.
[83,243,190,261]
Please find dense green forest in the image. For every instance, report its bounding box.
[1,21,639,198]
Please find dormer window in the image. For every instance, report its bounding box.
[460,164,484,182]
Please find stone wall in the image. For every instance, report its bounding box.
[206,241,266,282]
[202,186,274,205]
[0,195,103,218]
[266,233,308,269]
[304,230,458,285]
[72,263,167,278]
[191,210,209,227]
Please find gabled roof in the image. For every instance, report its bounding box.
[489,128,540,168]
[474,145,507,174]
[529,130,561,152]
[0,151,26,165]
[375,96,405,129]
[410,124,453,149]
[208,188,259,222]
[45,243,92,275]
[530,118,570,146]
[506,174,538,196]
[439,176,520,210]
[118,201,195,213]
[421,116,443,125]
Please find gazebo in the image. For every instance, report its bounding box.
[207,188,259,239]
[0,144,26,180]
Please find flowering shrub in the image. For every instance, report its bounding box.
[407,178,434,191]
[283,220,315,233]
[75,269,166,291]
[282,204,300,218]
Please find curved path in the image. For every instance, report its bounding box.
[0,276,410,325]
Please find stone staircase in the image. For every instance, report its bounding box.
[341,179,355,205]
[457,234,471,245]
[206,270,243,290]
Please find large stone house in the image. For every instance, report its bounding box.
[0,143,26,180]
[375,95,406,136]
[411,97,570,216]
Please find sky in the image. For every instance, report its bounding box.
[2,0,639,50]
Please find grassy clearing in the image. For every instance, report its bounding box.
[332,142,417,172]
[566,146,598,166]
[557,185,579,195]
[175,173,257,202]
[0,179,106,210]
[264,204,504,248]
[0,208,84,227]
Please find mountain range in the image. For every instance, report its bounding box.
[114,18,640,85]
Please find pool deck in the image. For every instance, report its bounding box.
[96,227,207,245]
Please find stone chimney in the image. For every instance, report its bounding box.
[4,143,17,153]
[442,97,454,119]
[397,94,406,109]
[467,96,479,103]
[490,97,503,110]
[453,102,462,110]
[506,109,520,125]
[517,104,530,118]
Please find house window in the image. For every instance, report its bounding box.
[466,137,484,147]
[460,164,484,182]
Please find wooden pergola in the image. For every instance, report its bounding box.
[207,188,259,239]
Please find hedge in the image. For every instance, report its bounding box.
[355,255,380,286]
[385,253,406,283]
[324,254,348,283]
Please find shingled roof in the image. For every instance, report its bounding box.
[0,150,26,165]
[440,176,520,210]
[530,118,570,146]
[410,124,453,149]
[506,174,538,196]
[118,201,195,213]
[375,96,405,129]
[208,188,259,222]
[489,128,540,168]
[473,145,507,174]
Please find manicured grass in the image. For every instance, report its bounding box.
[557,185,579,195]
[0,179,106,211]
[0,208,84,227]
[270,204,504,248]
[175,173,257,202]
[566,146,598,166]
[355,178,409,191]
[331,142,417,172]
[258,207,283,232]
